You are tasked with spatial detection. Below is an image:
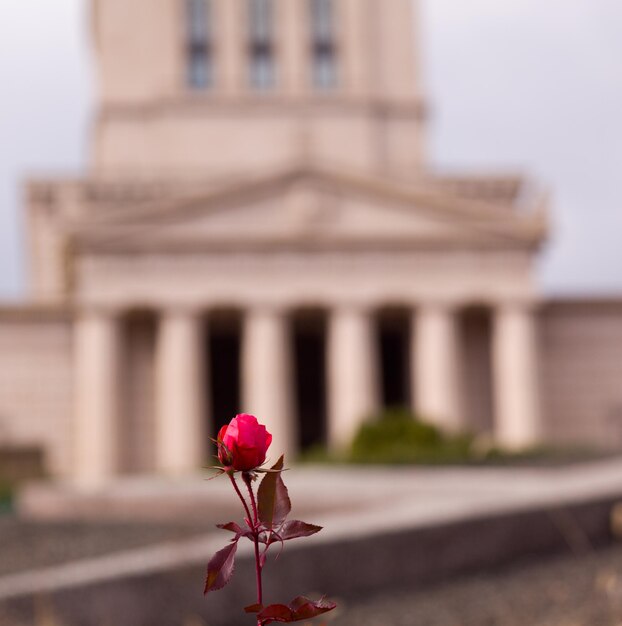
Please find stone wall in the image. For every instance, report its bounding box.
[1,494,617,626]
[539,299,622,448]
[95,106,424,180]
[0,308,73,477]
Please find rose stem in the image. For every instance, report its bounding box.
[243,472,264,622]
[227,473,253,529]
[229,472,263,623]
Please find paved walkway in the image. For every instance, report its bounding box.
[19,456,622,532]
[2,457,622,602]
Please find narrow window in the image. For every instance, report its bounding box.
[248,0,275,89]
[310,0,337,89]
[185,0,213,89]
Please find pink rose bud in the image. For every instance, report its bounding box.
[217,414,273,472]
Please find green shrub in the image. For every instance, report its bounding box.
[298,408,594,467]
[0,479,13,513]
[349,407,474,465]
[297,444,336,464]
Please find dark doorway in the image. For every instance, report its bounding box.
[207,310,242,446]
[292,310,328,451]
[120,310,157,474]
[377,308,411,410]
[459,307,494,434]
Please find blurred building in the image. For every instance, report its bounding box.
[0,0,621,486]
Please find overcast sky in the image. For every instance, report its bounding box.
[0,0,621,299]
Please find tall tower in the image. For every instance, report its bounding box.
[92,0,425,178]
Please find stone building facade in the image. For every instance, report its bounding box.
[1,0,621,487]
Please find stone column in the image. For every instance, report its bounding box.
[327,306,378,450]
[279,0,307,95]
[155,309,207,475]
[242,307,295,460]
[493,303,541,449]
[74,309,122,488]
[413,304,462,432]
[219,0,245,94]
[341,0,372,96]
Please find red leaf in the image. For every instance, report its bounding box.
[258,456,291,530]
[258,596,336,624]
[244,604,263,614]
[217,522,244,534]
[289,596,337,621]
[217,522,254,540]
[204,542,237,595]
[277,520,322,542]
[257,604,292,624]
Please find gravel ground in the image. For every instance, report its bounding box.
[328,544,622,626]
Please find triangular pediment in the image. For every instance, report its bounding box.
[71,165,547,252]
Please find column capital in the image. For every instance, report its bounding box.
[245,303,291,318]
[331,301,377,316]
[159,305,205,319]
[493,298,540,314]
[413,299,460,314]
[76,303,124,319]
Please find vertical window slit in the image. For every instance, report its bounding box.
[310,0,338,89]
[249,0,275,89]
[185,0,213,89]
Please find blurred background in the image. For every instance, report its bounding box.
[0,1,622,625]
[2,0,622,298]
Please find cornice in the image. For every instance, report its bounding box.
[29,162,550,259]
[0,303,73,322]
[62,162,546,227]
[96,96,427,122]
[542,297,622,312]
[71,236,537,256]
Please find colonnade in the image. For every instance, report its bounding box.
[73,302,541,487]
